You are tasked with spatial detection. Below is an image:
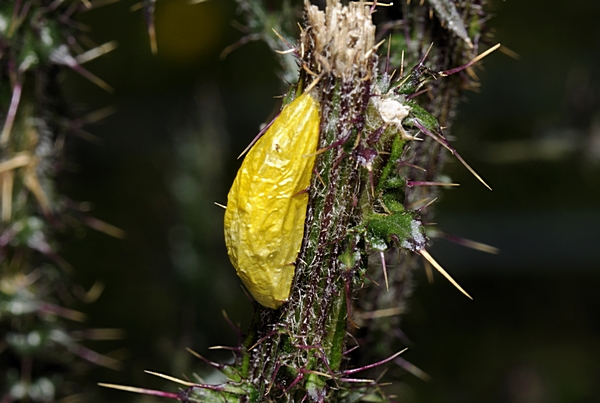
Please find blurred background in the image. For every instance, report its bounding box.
[60,0,600,401]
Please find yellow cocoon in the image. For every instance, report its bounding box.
[224,93,320,309]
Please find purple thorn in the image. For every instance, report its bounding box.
[397,160,427,172]
[411,119,450,149]
[394,328,413,346]
[99,383,179,400]
[380,251,389,291]
[38,301,86,322]
[237,112,279,159]
[281,372,304,395]
[406,180,458,187]
[1,79,22,143]
[363,271,379,287]
[248,328,278,351]
[49,45,114,92]
[267,361,283,394]
[416,43,434,68]
[415,197,437,213]
[344,345,360,356]
[440,232,499,254]
[313,349,339,388]
[342,348,407,375]
[370,1,377,14]
[411,120,491,190]
[143,0,158,54]
[394,356,431,381]
[439,44,501,77]
[186,348,226,370]
[406,87,431,101]
[222,309,242,337]
[7,0,26,37]
[62,339,122,370]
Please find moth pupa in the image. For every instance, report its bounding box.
[224,92,320,309]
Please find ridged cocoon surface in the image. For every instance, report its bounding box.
[224,93,320,309]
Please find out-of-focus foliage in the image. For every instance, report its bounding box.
[1,1,121,401]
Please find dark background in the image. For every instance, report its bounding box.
[61,0,600,402]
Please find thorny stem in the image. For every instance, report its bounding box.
[226,1,379,400]
[1,1,121,400]
[187,0,494,401]
[355,0,491,368]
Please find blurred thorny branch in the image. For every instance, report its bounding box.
[0,1,121,401]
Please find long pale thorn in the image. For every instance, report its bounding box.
[419,249,472,300]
